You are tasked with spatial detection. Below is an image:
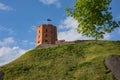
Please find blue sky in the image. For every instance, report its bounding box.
[0,0,120,66]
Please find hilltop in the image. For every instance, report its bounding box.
[0,40,120,80]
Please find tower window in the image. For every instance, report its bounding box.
[38,41,40,43]
[38,35,40,38]
[45,40,48,43]
[39,30,40,33]
[46,29,48,32]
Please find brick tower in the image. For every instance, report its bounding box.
[36,24,57,47]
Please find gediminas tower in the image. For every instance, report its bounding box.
[36,24,57,47]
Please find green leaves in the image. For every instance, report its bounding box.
[66,0,120,40]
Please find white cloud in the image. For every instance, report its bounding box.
[58,29,92,41]
[0,47,26,66]
[22,40,28,43]
[58,17,110,41]
[59,17,78,30]
[58,17,93,41]
[0,25,14,34]
[31,26,36,31]
[22,40,35,46]
[39,0,61,7]
[29,25,37,32]
[0,37,15,47]
[103,33,111,40]
[0,37,27,66]
[0,2,13,11]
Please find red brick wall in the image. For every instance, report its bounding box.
[36,24,57,47]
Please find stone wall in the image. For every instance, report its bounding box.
[37,40,91,48]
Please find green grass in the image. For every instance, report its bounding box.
[0,40,120,80]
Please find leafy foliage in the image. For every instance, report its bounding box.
[0,41,120,80]
[66,0,120,39]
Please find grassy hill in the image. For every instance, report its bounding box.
[0,41,120,80]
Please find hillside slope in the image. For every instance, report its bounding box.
[0,41,120,80]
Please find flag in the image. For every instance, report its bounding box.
[47,18,52,21]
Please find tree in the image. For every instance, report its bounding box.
[66,0,120,40]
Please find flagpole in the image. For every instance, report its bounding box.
[47,18,52,24]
